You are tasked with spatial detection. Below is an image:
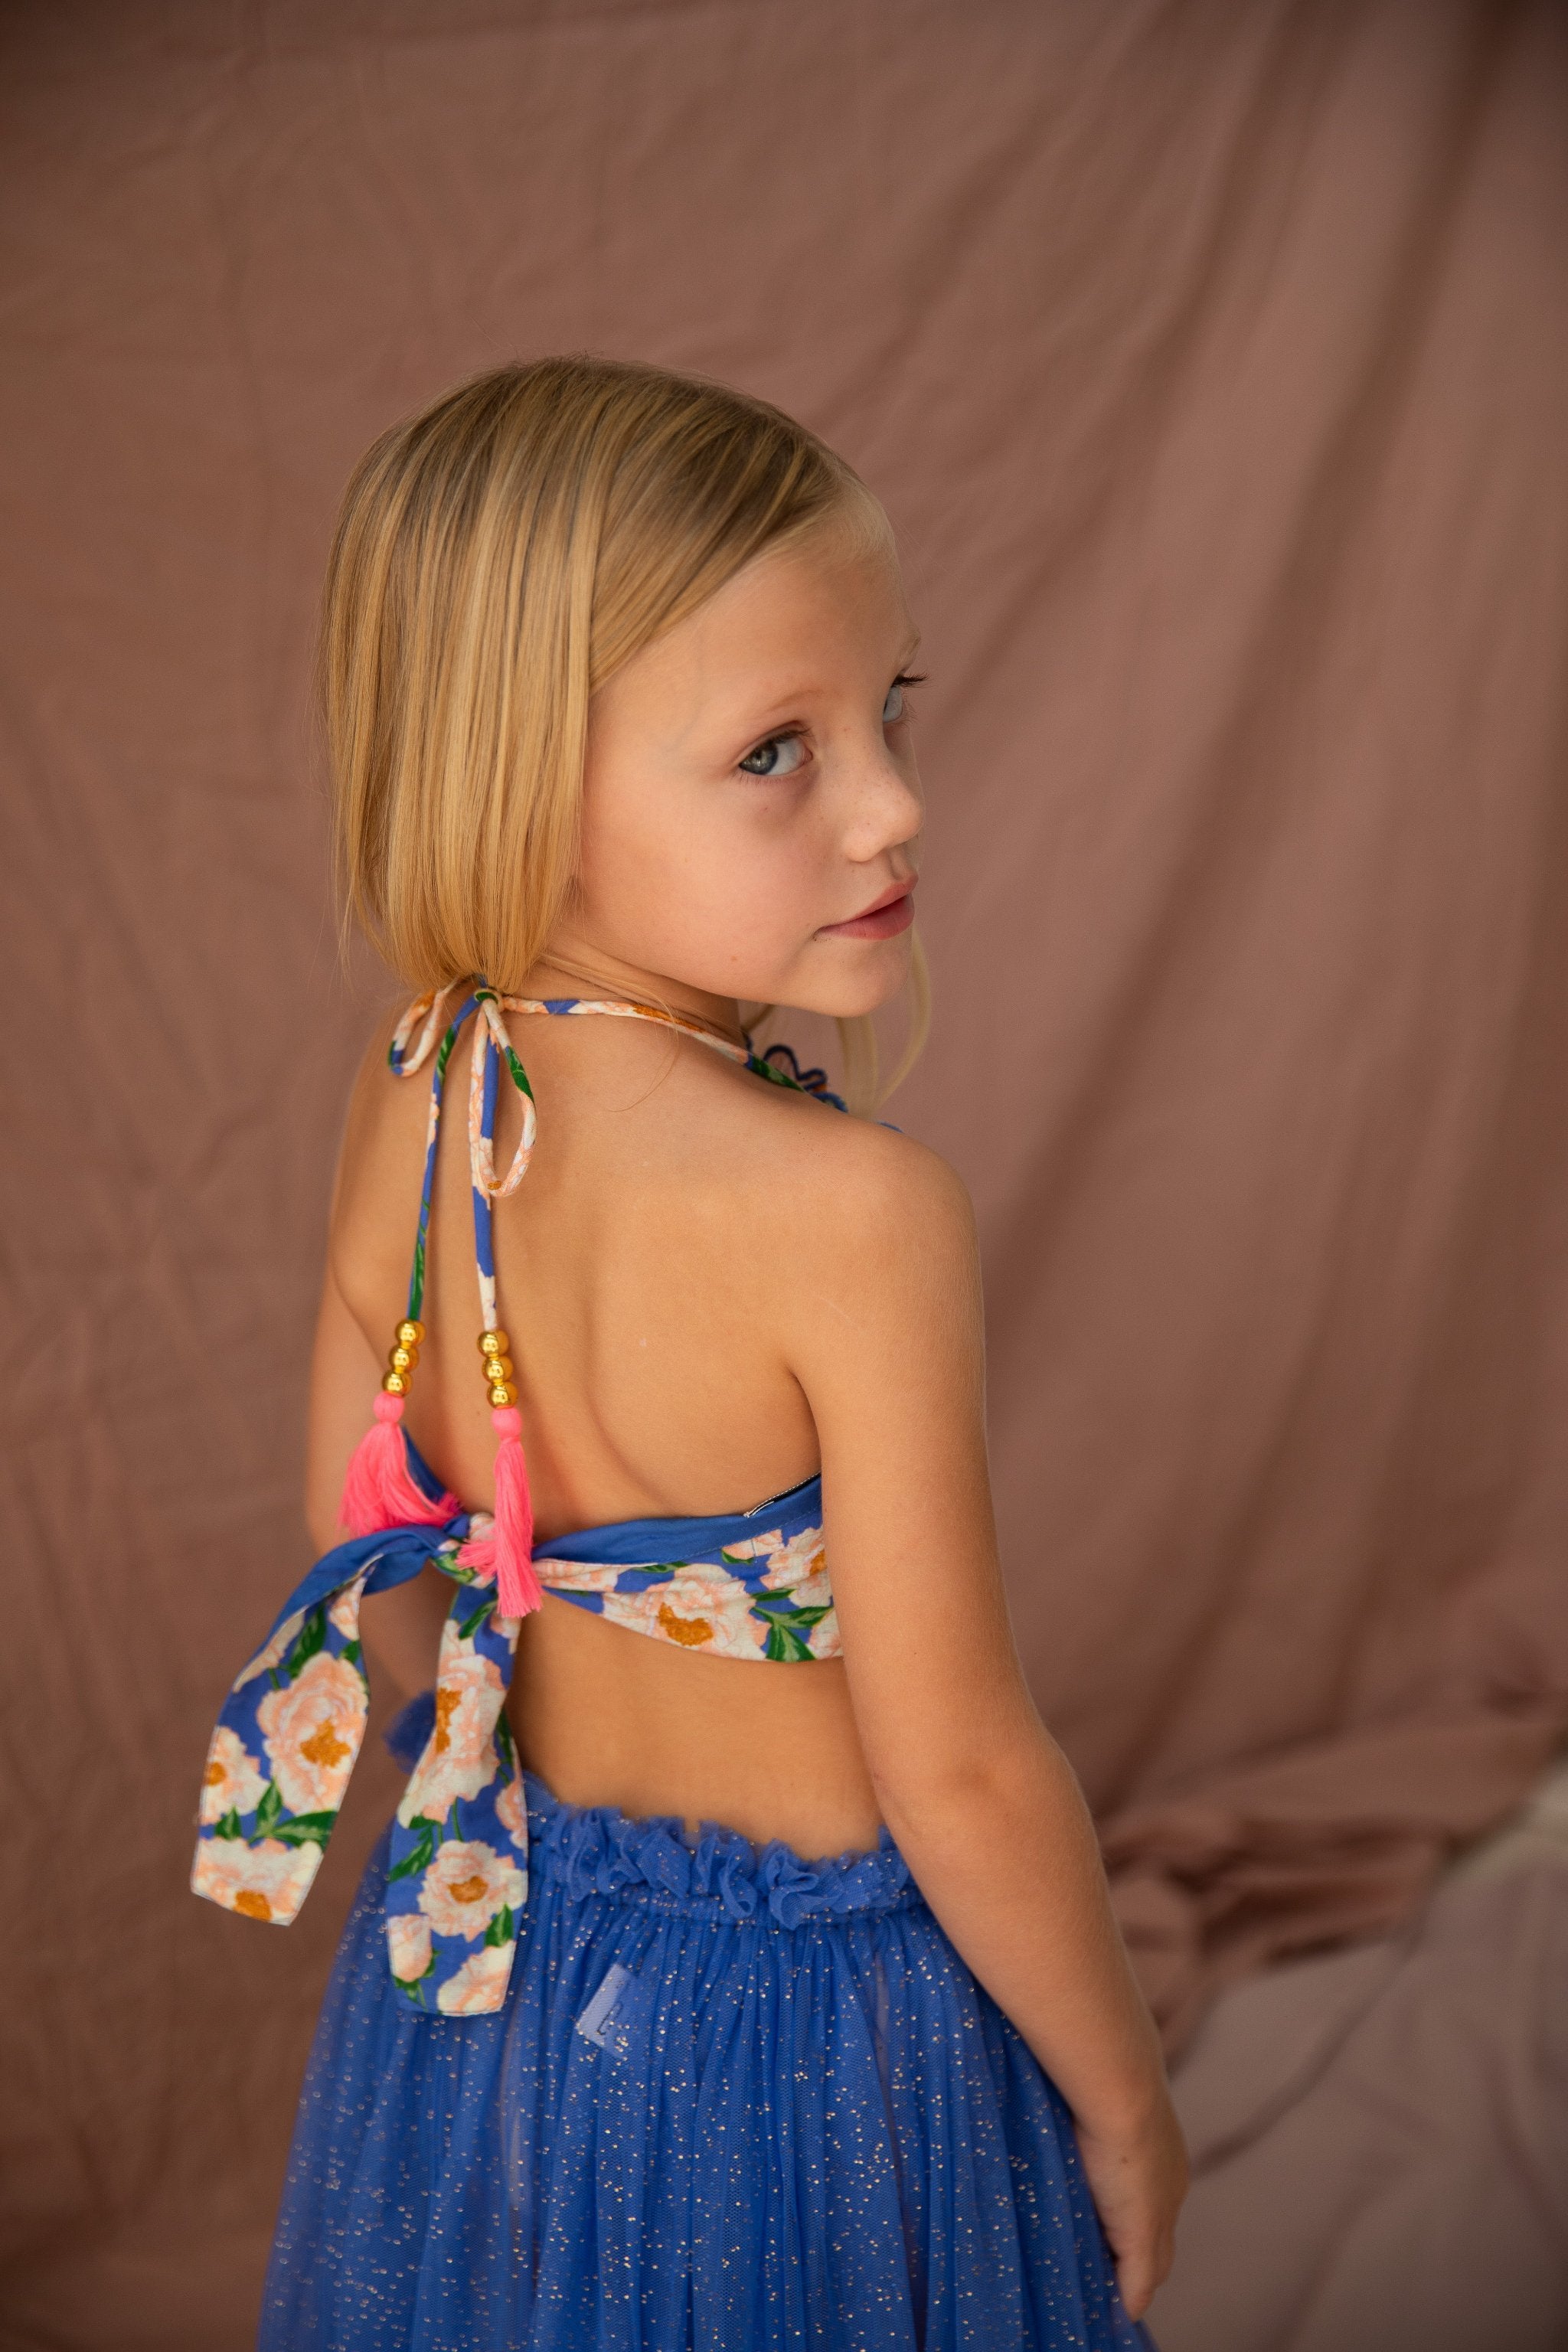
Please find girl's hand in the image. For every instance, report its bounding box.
[1074,2092,1189,2321]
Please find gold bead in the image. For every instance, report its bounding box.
[382,1371,409,1396]
[479,1354,513,1383]
[390,1346,418,1375]
[479,1329,509,1357]
[488,1381,518,1407]
[397,1319,423,1348]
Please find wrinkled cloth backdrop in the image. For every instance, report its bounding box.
[4,2,1567,2347]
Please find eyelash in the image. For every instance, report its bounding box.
[737,672,928,777]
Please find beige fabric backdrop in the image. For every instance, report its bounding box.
[4,1,1567,2344]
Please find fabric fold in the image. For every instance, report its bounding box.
[191,1508,529,2016]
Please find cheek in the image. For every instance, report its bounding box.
[576,785,826,969]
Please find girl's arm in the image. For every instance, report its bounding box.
[784,1133,1187,2320]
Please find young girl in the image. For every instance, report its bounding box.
[194,357,1185,2350]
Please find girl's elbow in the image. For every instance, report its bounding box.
[867,1730,1054,1835]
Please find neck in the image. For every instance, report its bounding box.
[522,939,746,1049]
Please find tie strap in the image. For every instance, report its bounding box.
[192,1511,526,2017]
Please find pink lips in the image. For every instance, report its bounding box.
[818,881,916,941]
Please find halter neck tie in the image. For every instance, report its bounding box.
[341,985,844,1616]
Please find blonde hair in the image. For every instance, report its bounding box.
[322,354,927,1112]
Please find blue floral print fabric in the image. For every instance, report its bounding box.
[531,1474,834,1661]
[192,1452,832,2017]
[191,1506,524,2017]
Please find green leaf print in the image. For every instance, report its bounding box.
[502,1044,534,1101]
[755,1596,831,1664]
[484,1905,516,1948]
[253,1781,283,1838]
[273,1811,338,1849]
[753,1595,831,1627]
[495,1713,518,1774]
[212,1808,243,1841]
[387,1822,437,1883]
[457,1596,495,1642]
[286,1606,327,1679]
[341,1639,362,1667]
[763,1622,815,1663]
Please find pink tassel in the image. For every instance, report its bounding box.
[340,1393,457,1537]
[459,1405,541,1618]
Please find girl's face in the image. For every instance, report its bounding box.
[560,514,923,1020]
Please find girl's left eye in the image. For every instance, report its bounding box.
[883,671,925,724]
[737,733,807,778]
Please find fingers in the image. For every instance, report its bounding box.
[1118,2253,1154,2321]
[1117,2246,1161,2322]
[1117,2221,1177,2321]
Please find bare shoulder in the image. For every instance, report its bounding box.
[688,1055,978,1304]
[789,1103,972,1265]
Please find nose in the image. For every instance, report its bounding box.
[839,733,923,867]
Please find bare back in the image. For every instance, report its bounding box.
[314,1001,886,1855]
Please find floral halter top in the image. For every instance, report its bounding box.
[192,986,845,2017]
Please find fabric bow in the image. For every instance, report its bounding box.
[192,1512,526,2017]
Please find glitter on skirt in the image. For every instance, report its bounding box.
[260,1766,1155,2350]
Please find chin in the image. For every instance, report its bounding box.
[788,938,914,1021]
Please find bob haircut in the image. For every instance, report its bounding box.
[322,354,927,1113]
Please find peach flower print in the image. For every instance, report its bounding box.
[527,1559,623,1598]
[598,1584,691,1645]
[385,1913,433,1983]
[495,1773,528,1847]
[603,1566,766,1661]
[199,1726,268,1824]
[232,1607,305,1690]
[620,1571,771,1664]
[733,1524,839,1656]
[328,1576,368,1640]
[257,1652,368,1815]
[417,1839,524,1940]
[436,1941,514,2016]
[397,1647,508,1828]
[805,1607,842,1661]
[191,1834,319,1923]
[754,1526,828,1602]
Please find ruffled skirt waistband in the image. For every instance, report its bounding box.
[521,1769,920,1926]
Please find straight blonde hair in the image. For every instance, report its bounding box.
[322,355,927,1113]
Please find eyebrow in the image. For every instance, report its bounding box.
[731,639,926,729]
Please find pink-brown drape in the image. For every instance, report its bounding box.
[4,2,1566,2342]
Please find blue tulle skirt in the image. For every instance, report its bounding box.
[260,1771,1152,2350]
